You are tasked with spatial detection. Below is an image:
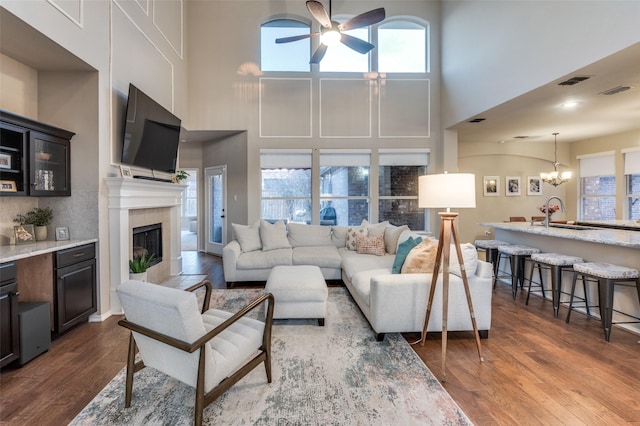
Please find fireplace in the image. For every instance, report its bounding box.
[132,223,162,267]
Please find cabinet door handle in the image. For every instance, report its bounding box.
[73,252,85,257]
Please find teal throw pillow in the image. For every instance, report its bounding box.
[392,236,423,274]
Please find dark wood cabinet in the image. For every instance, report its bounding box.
[0,110,74,197]
[0,262,20,367]
[55,244,97,334]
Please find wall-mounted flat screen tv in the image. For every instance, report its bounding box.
[121,83,181,173]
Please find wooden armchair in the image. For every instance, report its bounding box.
[117,280,274,426]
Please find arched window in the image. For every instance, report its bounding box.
[261,19,311,72]
[378,19,427,73]
[319,15,370,73]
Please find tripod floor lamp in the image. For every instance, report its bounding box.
[418,172,484,382]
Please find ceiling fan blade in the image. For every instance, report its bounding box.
[310,44,328,64]
[340,33,375,54]
[275,32,319,44]
[339,8,386,31]
[306,1,332,28]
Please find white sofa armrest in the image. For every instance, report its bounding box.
[222,240,242,283]
[369,273,431,334]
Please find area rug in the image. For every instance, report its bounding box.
[71,287,471,425]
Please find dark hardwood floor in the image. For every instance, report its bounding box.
[1,251,639,425]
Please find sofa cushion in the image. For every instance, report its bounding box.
[236,248,292,269]
[341,249,395,282]
[392,236,422,274]
[449,243,478,277]
[384,224,409,254]
[331,226,348,248]
[361,219,389,237]
[292,246,342,268]
[232,221,262,252]
[346,226,368,251]
[356,234,385,256]
[288,222,332,247]
[401,238,439,273]
[350,268,392,308]
[260,220,291,251]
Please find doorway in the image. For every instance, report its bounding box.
[205,165,227,256]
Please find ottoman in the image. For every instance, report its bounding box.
[265,265,328,326]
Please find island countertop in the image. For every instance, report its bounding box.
[0,239,98,263]
[478,222,640,249]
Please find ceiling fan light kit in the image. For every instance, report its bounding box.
[275,0,385,64]
[540,132,572,186]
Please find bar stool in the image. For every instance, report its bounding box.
[495,244,540,299]
[526,253,584,318]
[566,262,640,342]
[474,239,510,279]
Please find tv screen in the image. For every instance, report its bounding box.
[121,84,181,173]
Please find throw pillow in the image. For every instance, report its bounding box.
[232,221,261,252]
[361,219,389,237]
[260,220,291,251]
[391,236,422,274]
[401,238,439,274]
[346,226,368,251]
[288,222,332,247]
[355,234,385,256]
[448,242,479,277]
[383,224,410,254]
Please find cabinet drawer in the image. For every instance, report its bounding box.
[56,243,95,268]
[0,262,17,285]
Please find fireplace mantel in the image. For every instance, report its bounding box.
[105,177,187,314]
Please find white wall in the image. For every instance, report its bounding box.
[1,0,188,318]
[441,0,640,127]
[187,0,441,228]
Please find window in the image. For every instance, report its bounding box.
[378,20,427,73]
[319,150,370,226]
[319,17,369,73]
[378,149,428,229]
[578,152,616,220]
[181,169,198,218]
[261,150,312,223]
[261,19,311,72]
[624,149,640,220]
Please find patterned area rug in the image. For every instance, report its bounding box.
[71,287,471,425]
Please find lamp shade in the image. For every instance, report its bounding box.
[419,173,476,209]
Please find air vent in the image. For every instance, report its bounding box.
[468,118,486,123]
[513,135,529,139]
[599,85,631,95]
[558,76,591,86]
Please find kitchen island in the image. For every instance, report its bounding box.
[478,221,640,336]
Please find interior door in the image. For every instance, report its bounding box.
[205,166,227,256]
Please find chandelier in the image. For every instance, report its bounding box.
[540,132,571,186]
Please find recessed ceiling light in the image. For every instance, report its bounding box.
[561,101,579,109]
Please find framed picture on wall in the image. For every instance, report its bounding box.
[483,176,499,196]
[527,176,542,195]
[506,176,521,196]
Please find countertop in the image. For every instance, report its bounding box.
[0,239,98,263]
[478,222,640,249]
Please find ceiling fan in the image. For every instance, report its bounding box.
[276,0,386,64]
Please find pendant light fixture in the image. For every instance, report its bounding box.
[540,132,571,186]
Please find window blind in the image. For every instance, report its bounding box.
[578,151,615,177]
[319,149,370,167]
[623,148,640,175]
[378,149,430,166]
[260,149,312,169]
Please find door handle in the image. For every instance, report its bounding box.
[220,215,225,218]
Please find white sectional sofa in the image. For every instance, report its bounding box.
[223,220,493,340]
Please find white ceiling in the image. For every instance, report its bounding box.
[451,42,640,145]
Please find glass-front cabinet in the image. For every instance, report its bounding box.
[0,110,74,197]
[30,132,71,196]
